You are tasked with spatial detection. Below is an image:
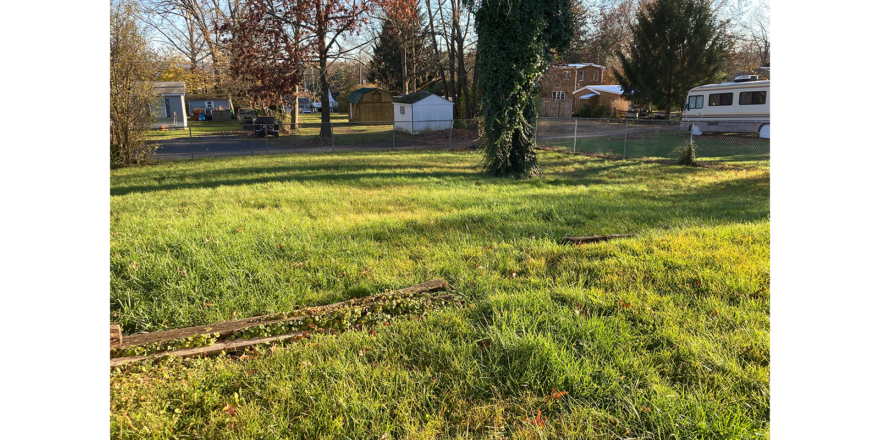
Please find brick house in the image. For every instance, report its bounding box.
[540,63,605,117]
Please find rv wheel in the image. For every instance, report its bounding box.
[759,124,770,139]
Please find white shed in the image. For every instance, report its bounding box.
[393,91,454,134]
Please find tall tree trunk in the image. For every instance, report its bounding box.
[319,55,331,138]
[400,38,409,94]
[439,2,457,117]
[425,0,449,101]
[456,31,470,119]
[292,84,299,130]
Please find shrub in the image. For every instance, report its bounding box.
[578,103,592,118]
[676,141,698,166]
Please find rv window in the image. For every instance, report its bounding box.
[687,95,704,110]
[708,93,733,106]
[739,91,767,105]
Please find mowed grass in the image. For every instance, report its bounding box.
[110,150,769,439]
[544,130,770,165]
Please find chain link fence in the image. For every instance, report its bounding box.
[147,117,768,165]
[147,119,481,160]
[536,117,770,164]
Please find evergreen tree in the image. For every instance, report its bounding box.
[612,0,729,118]
[367,4,436,94]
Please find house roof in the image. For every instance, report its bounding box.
[572,84,626,96]
[152,82,186,95]
[348,87,392,103]
[557,63,607,70]
[586,85,625,95]
[393,90,449,104]
[187,95,231,101]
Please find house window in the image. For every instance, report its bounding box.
[687,95,704,110]
[578,71,584,81]
[373,92,381,101]
[164,98,171,118]
[400,105,405,114]
[552,91,566,100]
[594,71,599,81]
[563,71,570,80]
[205,101,213,110]
[739,91,767,105]
[708,93,733,106]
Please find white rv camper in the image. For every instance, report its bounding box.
[681,76,770,138]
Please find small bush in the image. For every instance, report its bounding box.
[578,103,592,118]
[591,104,607,118]
[677,141,698,166]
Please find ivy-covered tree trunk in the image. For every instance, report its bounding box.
[468,0,574,178]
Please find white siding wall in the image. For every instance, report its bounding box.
[394,103,414,133]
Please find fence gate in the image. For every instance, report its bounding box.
[540,99,573,118]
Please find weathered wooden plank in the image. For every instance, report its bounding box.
[561,234,635,245]
[110,325,122,349]
[110,332,306,368]
[117,278,449,349]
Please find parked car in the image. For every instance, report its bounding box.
[237,107,257,124]
[252,116,280,137]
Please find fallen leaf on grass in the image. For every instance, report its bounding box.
[523,410,546,427]
[477,339,491,349]
[550,389,568,399]
[223,403,236,416]
[204,302,213,307]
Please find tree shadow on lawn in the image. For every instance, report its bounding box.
[110,155,640,196]
[321,172,769,249]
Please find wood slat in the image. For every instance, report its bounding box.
[117,278,449,349]
[110,332,306,368]
[110,325,122,349]
[561,234,635,245]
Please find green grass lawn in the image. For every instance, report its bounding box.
[544,130,770,165]
[111,150,769,439]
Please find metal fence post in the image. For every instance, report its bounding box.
[189,127,193,160]
[449,120,453,149]
[573,118,578,153]
[392,121,395,151]
[623,118,628,159]
[534,118,539,144]
[331,122,335,153]
[690,123,694,144]
[264,124,269,155]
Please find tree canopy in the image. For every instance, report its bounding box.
[467,0,574,178]
[367,3,436,94]
[612,0,729,118]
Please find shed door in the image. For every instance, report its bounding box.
[164,98,171,118]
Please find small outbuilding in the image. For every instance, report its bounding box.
[150,82,187,129]
[575,85,641,117]
[393,91,454,134]
[347,87,394,122]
